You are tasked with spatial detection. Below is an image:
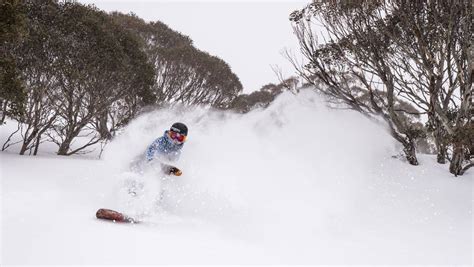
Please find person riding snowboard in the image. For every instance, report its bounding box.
[97,123,188,222]
[145,122,188,176]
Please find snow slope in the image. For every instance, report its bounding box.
[1,90,472,265]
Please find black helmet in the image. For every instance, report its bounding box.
[170,122,188,136]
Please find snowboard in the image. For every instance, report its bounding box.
[96,208,138,223]
[95,163,181,224]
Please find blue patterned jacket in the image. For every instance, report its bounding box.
[146,131,183,162]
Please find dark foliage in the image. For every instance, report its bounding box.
[2,1,244,156]
[110,13,243,109]
[0,0,27,124]
[229,78,299,113]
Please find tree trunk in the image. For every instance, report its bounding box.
[19,128,38,155]
[57,139,72,155]
[449,141,465,176]
[436,145,447,164]
[434,127,447,164]
[0,100,6,125]
[389,124,419,166]
[97,111,112,140]
[33,134,41,155]
[403,138,419,165]
[430,114,447,164]
[19,142,28,155]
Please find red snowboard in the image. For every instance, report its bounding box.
[96,208,138,223]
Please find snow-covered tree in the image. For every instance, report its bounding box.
[290,0,472,175]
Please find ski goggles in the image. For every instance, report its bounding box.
[169,131,187,143]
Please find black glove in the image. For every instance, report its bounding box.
[168,166,182,176]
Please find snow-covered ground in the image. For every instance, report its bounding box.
[1,90,472,265]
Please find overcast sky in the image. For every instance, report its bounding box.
[77,0,308,93]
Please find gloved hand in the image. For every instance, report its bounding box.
[168,166,182,176]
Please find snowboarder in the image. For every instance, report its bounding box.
[145,122,188,176]
[125,122,188,196]
[97,123,189,223]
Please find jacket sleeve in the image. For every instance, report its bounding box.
[146,139,160,161]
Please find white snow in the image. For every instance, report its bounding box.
[1,90,472,265]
